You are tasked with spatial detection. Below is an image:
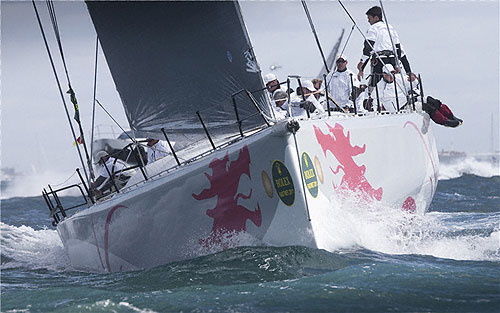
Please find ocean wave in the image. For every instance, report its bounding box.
[438,156,499,180]
[0,222,70,271]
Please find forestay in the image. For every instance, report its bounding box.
[86,1,270,139]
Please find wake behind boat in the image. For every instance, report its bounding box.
[37,1,438,272]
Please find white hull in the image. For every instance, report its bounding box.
[57,112,439,272]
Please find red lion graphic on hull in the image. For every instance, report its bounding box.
[192,145,261,247]
[314,123,383,201]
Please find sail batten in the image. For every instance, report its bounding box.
[86,1,269,135]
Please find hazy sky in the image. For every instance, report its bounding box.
[1,0,499,178]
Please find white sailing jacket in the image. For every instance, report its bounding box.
[98,157,127,179]
[375,75,407,112]
[325,69,360,109]
[272,103,289,120]
[147,140,171,164]
[287,93,324,118]
[362,21,400,62]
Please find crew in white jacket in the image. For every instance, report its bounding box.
[263,73,287,96]
[357,6,402,89]
[91,151,129,194]
[325,54,360,111]
[374,64,407,112]
[146,138,170,164]
[288,80,325,118]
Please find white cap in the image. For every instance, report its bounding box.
[263,73,277,85]
[383,64,395,74]
[95,151,109,164]
[302,80,315,92]
[337,53,347,61]
[273,90,287,101]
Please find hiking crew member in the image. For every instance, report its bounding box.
[263,73,287,96]
[91,151,129,195]
[272,90,289,120]
[289,80,324,117]
[146,138,170,164]
[375,64,407,112]
[423,96,463,128]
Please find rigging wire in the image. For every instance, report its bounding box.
[50,171,79,188]
[301,1,329,73]
[44,0,95,181]
[324,24,355,99]
[338,25,355,63]
[95,99,137,143]
[31,0,91,185]
[45,1,70,85]
[379,0,409,96]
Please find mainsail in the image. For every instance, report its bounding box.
[86,1,270,137]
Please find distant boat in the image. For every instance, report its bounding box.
[438,150,467,163]
[472,152,500,164]
[40,1,439,272]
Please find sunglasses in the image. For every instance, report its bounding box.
[336,60,346,63]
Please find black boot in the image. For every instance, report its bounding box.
[444,119,460,128]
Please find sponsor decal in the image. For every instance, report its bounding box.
[261,170,274,198]
[272,160,295,206]
[314,123,383,201]
[301,152,318,198]
[193,145,262,247]
[314,155,324,184]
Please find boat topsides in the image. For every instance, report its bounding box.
[55,111,438,272]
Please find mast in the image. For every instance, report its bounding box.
[491,113,495,153]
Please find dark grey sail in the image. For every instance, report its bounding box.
[318,29,344,77]
[86,1,270,138]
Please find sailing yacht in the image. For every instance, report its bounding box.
[41,1,438,272]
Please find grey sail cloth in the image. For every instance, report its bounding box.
[86,1,270,136]
[318,29,344,78]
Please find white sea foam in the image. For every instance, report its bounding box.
[183,230,263,260]
[0,222,71,271]
[314,195,500,262]
[438,155,500,180]
[77,300,158,313]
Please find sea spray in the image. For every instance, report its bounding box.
[309,192,500,262]
[0,222,70,271]
[1,169,83,200]
[439,155,500,180]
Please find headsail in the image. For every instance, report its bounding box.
[318,29,345,77]
[86,1,270,137]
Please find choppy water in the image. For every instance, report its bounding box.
[1,156,499,312]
